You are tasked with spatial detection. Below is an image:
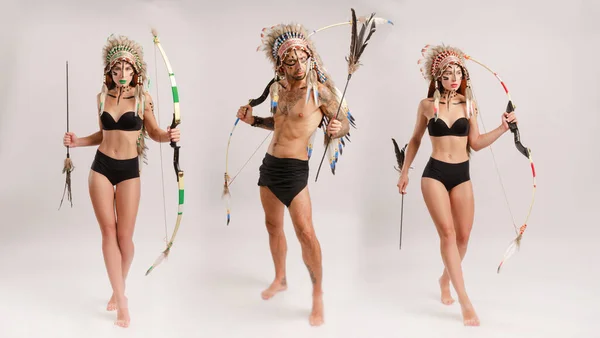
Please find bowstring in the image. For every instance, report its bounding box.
[229,131,272,185]
[154,45,169,245]
[470,83,518,234]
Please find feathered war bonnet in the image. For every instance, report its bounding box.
[418,44,475,120]
[99,34,149,164]
[256,23,335,115]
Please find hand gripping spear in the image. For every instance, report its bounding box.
[59,61,74,210]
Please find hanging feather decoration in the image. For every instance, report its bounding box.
[59,61,74,210]
[392,138,410,250]
[392,138,407,173]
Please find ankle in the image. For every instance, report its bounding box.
[458,297,472,307]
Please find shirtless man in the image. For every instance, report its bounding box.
[236,23,351,327]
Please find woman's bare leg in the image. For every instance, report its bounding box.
[439,181,475,305]
[421,178,479,326]
[88,171,125,326]
[110,177,140,328]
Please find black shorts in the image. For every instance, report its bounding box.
[91,150,140,186]
[257,153,309,207]
[422,157,470,192]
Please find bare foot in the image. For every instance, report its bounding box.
[114,297,130,328]
[261,278,287,300]
[309,293,324,326]
[106,293,117,311]
[461,302,480,326]
[439,277,455,305]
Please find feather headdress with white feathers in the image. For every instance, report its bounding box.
[417,44,475,120]
[257,23,355,174]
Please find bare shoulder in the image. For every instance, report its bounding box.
[96,92,103,112]
[419,97,432,110]
[418,98,434,119]
[317,82,335,101]
[143,91,153,102]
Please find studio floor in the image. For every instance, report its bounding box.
[1,207,596,338]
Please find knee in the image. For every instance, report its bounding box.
[438,225,456,243]
[295,226,316,246]
[117,231,134,246]
[265,219,283,236]
[100,226,117,241]
[456,231,471,248]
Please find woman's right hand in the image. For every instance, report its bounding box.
[397,174,409,195]
[63,132,79,148]
[237,104,254,124]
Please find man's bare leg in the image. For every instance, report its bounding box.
[288,187,324,326]
[259,186,288,299]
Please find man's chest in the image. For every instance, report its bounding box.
[277,90,319,118]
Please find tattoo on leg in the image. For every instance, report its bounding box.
[305,263,316,284]
[281,277,287,286]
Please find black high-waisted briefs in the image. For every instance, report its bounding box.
[91,150,139,186]
[422,157,470,192]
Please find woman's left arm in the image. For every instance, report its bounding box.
[468,101,517,151]
[142,92,180,143]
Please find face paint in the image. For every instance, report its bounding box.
[282,48,308,81]
[440,64,463,92]
[110,61,135,88]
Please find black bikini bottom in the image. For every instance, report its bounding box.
[91,150,139,186]
[422,157,470,192]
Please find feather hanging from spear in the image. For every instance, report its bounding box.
[392,138,411,250]
[314,8,379,182]
[59,61,74,210]
[392,138,407,173]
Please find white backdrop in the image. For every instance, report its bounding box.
[0,0,598,337]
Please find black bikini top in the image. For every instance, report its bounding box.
[427,117,469,137]
[101,111,143,131]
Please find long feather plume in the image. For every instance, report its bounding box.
[314,8,380,182]
[347,9,377,75]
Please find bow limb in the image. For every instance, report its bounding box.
[465,55,537,272]
[223,79,275,225]
[146,29,185,276]
[307,15,393,36]
[496,101,537,273]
